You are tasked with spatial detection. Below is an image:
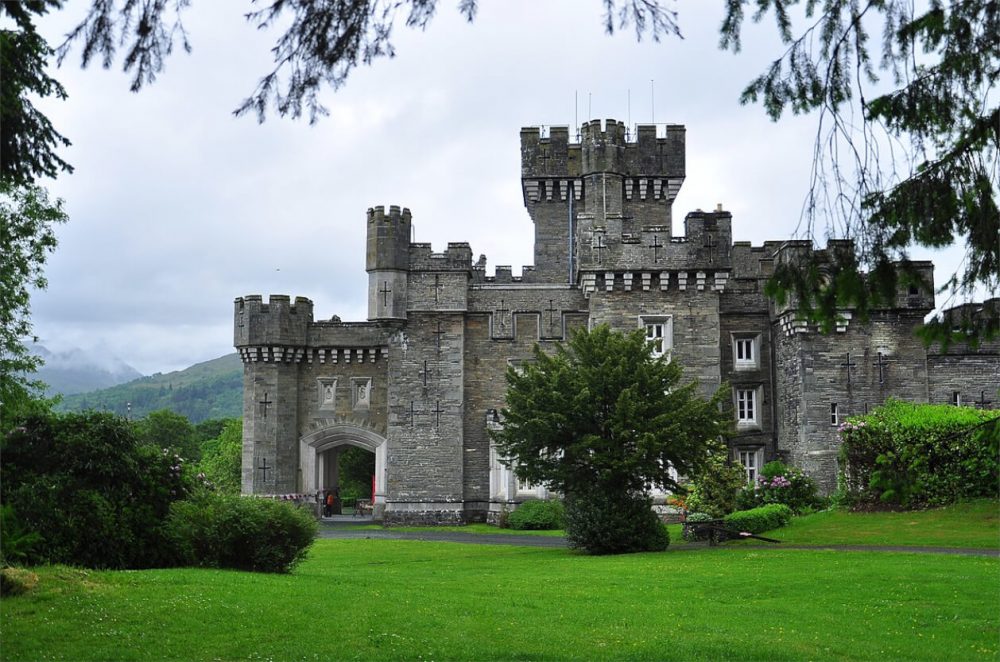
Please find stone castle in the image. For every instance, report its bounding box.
[235,119,1000,524]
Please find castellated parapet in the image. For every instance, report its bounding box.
[519,120,688,283]
[234,295,314,348]
[234,117,998,523]
[367,205,412,321]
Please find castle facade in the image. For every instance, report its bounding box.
[234,119,999,524]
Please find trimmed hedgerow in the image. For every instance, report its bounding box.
[723,504,793,534]
[166,492,317,573]
[507,499,565,530]
[838,400,999,509]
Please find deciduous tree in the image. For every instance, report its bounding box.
[0,182,66,431]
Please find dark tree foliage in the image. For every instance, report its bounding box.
[491,325,730,553]
[0,1,72,185]
[0,411,192,569]
[134,408,200,460]
[720,0,999,346]
[337,445,375,500]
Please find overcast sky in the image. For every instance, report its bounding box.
[25,1,976,376]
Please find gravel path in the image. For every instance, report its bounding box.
[317,525,999,556]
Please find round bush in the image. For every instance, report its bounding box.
[507,499,565,530]
[166,492,317,573]
[564,489,669,555]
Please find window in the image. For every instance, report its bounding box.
[830,403,839,426]
[516,474,534,494]
[736,338,753,363]
[953,391,962,406]
[738,448,763,483]
[733,335,759,369]
[736,388,757,425]
[641,316,672,358]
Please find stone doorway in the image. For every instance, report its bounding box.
[299,424,386,520]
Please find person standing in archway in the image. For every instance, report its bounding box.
[325,491,334,517]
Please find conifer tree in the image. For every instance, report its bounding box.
[491,325,730,554]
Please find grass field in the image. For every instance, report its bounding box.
[344,500,1000,549]
[758,500,1000,549]
[3,539,998,661]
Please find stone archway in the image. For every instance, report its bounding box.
[299,424,387,516]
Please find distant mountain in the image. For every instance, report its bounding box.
[33,344,144,396]
[56,354,243,423]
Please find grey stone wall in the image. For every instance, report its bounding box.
[382,311,466,524]
[773,312,931,493]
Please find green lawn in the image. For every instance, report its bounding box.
[3,540,997,661]
[755,500,1000,549]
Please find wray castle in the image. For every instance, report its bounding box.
[235,119,1000,524]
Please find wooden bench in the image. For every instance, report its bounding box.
[353,499,373,517]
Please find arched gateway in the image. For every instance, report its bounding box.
[299,424,386,517]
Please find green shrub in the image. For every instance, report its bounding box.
[564,489,669,554]
[0,505,42,566]
[736,461,823,514]
[166,492,317,573]
[0,412,191,569]
[685,453,746,518]
[723,504,793,534]
[838,400,1000,509]
[508,499,565,530]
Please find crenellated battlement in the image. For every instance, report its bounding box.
[409,242,474,271]
[234,294,314,347]
[521,118,685,179]
[367,205,412,273]
[367,204,412,225]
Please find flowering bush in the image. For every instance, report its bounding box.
[736,461,822,514]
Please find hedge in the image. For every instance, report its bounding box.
[838,399,999,508]
[723,504,793,534]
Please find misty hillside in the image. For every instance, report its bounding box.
[33,344,143,396]
[56,354,243,423]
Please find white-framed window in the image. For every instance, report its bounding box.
[953,391,962,406]
[737,448,763,483]
[641,315,673,359]
[830,402,839,426]
[735,388,758,425]
[516,474,534,494]
[733,334,759,370]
